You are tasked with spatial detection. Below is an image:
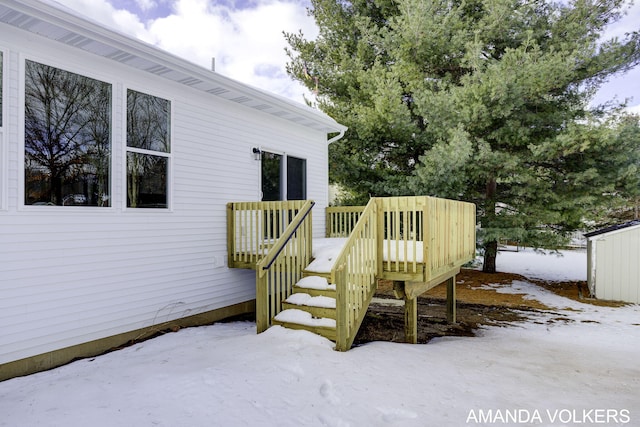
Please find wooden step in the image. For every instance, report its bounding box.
[282,292,336,320]
[302,269,331,280]
[292,285,335,298]
[273,309,336,341]
[282,302,335,319]
[293,275,336,298]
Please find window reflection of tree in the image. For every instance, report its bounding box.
[24,61,111,206]
[127,152,168,208]
[261,152,282,201]
[126,90,170,208]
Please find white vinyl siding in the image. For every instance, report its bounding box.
[0,48,6,210]
[0,24,331,364]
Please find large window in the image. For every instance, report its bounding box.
[24,60,111,206]
[126,89,170,208]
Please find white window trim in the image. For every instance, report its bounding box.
[18,54,116,211]
[123,86,173,212]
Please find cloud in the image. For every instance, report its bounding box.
[147,0,317,100]
[55,0,317,103]
[56,0,151,41]
[626,104,640,116]
[135,0,156,12]
[604,0,640,40]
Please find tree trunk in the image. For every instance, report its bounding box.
[483,239,498,273]
[483,177,498,273]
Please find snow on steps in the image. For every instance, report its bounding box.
[273,275,338,341]
[293,276,336,298]
[282,293,336,320]
[272,308,337,341]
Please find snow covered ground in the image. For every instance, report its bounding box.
[1,248,639,427]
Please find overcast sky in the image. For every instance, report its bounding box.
[53,0,640,113]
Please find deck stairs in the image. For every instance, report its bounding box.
[227,196,476,350]
[272,274,338,341]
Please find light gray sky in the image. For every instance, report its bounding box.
[54,0,640,113]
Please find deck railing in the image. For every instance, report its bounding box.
[332,199,378,351]
[423,197,476,282]
[255,200,314,333]
[227,200,308,269]
[376,197,426,280]
[326,206,365,237]
[330,196,476,283]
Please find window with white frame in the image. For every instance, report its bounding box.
[24,60,112,206]
[261,151,307,201]
[126,89,171,208]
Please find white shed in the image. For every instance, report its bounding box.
[585,221,640,304]
[0,0,345,380]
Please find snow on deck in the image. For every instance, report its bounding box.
[306,238,425,273]
[305,238,347,273]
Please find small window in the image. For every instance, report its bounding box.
[287,156,306,200]
[24,60,112,206]
[126,89,170,208]
[261,152,282,201]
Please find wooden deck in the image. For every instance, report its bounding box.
[227,196,476,350]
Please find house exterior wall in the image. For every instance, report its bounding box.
[587,226,640,304]
[0,24,330,367]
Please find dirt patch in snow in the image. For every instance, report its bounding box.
[353,268,624,346]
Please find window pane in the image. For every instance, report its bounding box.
[127,89,170,152]
[127,152,168,208]
[24,60,111,206]
[261,152,282,201]
[287,156,306,200]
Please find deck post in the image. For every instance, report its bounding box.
[226,203,235,268]
[404,294,418,344]
[446,275,456,323]
[256,268,269,333]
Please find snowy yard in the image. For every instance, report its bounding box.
[1,248,639,427]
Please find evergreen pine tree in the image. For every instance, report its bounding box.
[286,0,640,272]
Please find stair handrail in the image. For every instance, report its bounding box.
[331,198,378,351]
[256,200,315,333]
[260,201,315,271]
